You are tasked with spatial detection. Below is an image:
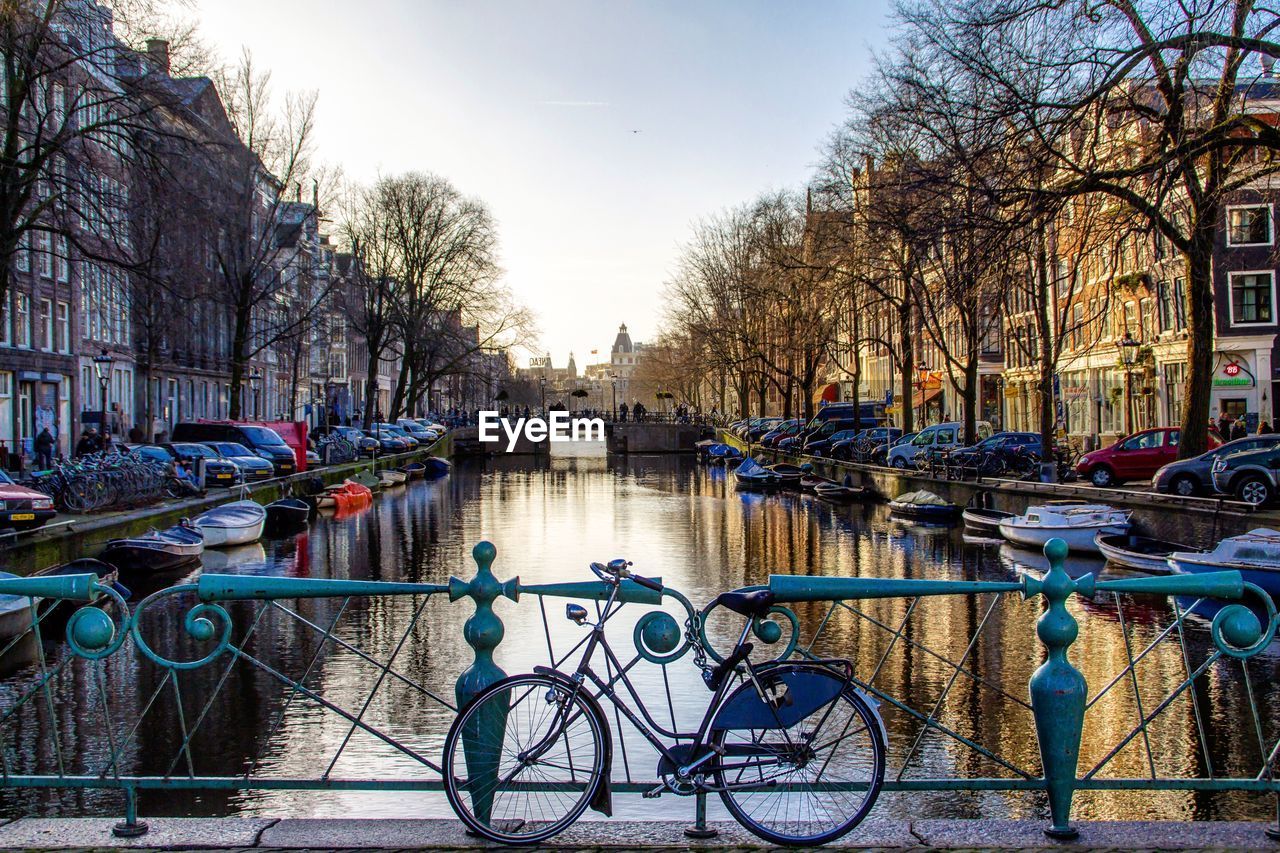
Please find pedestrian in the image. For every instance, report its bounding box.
[128,424,145,444]
[1216,415,1231,439]
[619,402,629,422]
[1231,419,1247,441]
[74,428,99,458]
[1260,421,1274,435]
[34,427,55,470]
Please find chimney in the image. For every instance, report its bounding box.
[145,39,170,74]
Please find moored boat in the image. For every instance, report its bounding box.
[379,469,408,487]
[349,470,383,492]
[732,457,782,490]
[1095,533,1187,574]
[814,474,871,502]
[422,457,451,478]
[766,463,805,488]
[961,507,1014,536]
[1168,528,1280,596]
[707,444,743,465]
[193,500,267,548]
[800,473,836,492]
[265,497,311,530]
[400,461,427,480]
[0,571,36,642]
[998,504,1129,554]
[33,559,130,614]
[100,523,204,574]
[889,490,960,520]
[316,481,374,512]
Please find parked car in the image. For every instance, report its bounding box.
[786,418,864,453]
[947,432,1044,468]
[170,422,298,475]
[397,418,439,442]
[1211,444,1280,504]
[759,419,803,448]
[1076,427,1220,488]
[805,429,861,457]
[315,425,379,455]
[887,421,993,469]
[829,427,902,461]
[1153,434,1280,496]
[201,442,276,482]
[745,418,784,442]
[0,469,56,531]
[373,423,420,449]
[165,443,243,486]
[370,429,412,453]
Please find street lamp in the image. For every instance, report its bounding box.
[539,375,547,416]
[92,349,113,441]
[1117,331,1141,434]
[249,367,262,420]
[610,374,618,421]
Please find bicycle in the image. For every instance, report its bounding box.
[442,558,886,846]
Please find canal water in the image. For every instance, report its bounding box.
[1,451,1277,824]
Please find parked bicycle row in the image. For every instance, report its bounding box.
[729,407,1280,505]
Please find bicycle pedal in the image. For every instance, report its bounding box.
[642,784,665,799]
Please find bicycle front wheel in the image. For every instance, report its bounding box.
[713,674,885,846]
[443,673,607,845]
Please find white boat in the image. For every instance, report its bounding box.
[1094,533,1186,574]
[0,571,37,642]
[379,469,408,487]
[192,500,266,548]
[997,504,1130,554]
[1167,528,1280,597]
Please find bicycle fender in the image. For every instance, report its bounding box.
[533,666,614,817]
[711,664,843,731]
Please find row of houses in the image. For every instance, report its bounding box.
[0,2,503,469]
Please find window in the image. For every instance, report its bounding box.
[1139,298,1154,341]
[13,291,30,347]
[1227,205,1272,246]
[35,230,51,278]
[1070,303,1084,350]
[15,232,28,273]
[54,234,68,282]
[1230,271,1275,325]
[1123,301,1137,335]
[1122,431,1161,450]
[1172,277,1186,329]
[39,298,51,351]
[56,301,69,353]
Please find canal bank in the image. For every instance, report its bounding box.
[0,434,452,573]
[723,432,1274,548]
[0,816,1274,849]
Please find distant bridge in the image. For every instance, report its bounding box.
[452,420,711,455]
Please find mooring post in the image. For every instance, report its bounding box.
[450,540,519,829]
[1027,537,1087,839]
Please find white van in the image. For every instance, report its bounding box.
[886,421,993,469]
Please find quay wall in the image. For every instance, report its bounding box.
[0,435,452,574]
[722,432,1271,549]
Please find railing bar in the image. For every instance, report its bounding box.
[170,672,195,778]
[538,595,556,665]
[1083,649,1223,780]
[102,668,174,779]
[598,631,632,783]
[896,594,1001,782]
[1241,659,1269,774]
[1173,596,1215,778]
[846,599,1031,709]
[270,602,456,712]
[1113,592,1157,779]
[92,663,124,783]
[30,601,65,778]
[164,601,272,779]
[248,598,352,778]
[855,680,1033,779]
[861,597,916,689]
[805,600,840,656]
[233,649,442,773]
[322,594,431,779]
[1085,615,1185,709]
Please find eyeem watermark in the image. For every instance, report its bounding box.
[478,411,605,452]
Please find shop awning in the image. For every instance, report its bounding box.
[911,386,942,409]
[813,383,840,405]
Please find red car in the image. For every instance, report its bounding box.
[0,469,56,531]
[1076,427,1221,488]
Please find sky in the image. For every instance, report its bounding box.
[192,0,893,369]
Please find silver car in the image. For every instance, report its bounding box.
[1152,434,1280,497]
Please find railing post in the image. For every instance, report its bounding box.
[450,540,518,830]
[112,785,147,838]
[1028,537,1086,839]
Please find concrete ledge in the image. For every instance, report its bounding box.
[0,817,1274,849]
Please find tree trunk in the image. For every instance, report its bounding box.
[362,346,381,432]
[1178,237,1215,459]
[228,310,249,421]
[961,358,978,446]
[898,297,914,435]
[389,357,411,422]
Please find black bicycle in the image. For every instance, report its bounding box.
[442,559,885,846]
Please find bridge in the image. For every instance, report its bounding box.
[453,420,711,455]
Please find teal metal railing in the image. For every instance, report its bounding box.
[0,538,1276,839]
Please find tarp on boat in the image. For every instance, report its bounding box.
[735,457,771,477]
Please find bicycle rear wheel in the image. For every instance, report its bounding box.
[713,672,885,846]
[443,673,607,845]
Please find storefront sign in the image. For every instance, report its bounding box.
[1061,385,1089,398]
[1213,356,1255,387]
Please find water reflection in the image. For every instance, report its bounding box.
[0,454,1276,823]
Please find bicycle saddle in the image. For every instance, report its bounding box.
[715,589,775,618]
